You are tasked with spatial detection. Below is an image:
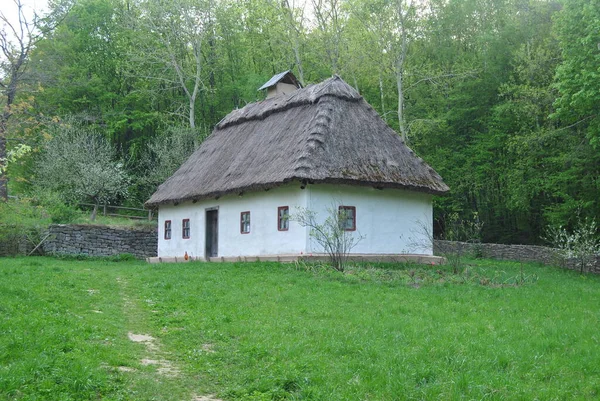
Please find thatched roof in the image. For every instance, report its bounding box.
[146,76,449,207]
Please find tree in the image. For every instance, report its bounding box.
[133,125,206,203]
[128,0,212,130]
[311,0,346,75]
[280,0,307,85]
[348,0,420,141]
[35,120,128,220]
[0,0,42,200]
[553,0,600,146]
[28,0,160,153]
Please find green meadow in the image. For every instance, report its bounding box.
[1,257,599,400]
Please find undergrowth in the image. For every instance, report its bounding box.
[293,259,539,288]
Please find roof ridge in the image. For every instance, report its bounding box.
[292,95,336,177]
[216,76,360,131]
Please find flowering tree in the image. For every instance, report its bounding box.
[546,219,600,274]
[35,121,128,220]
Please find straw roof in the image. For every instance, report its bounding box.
[146,76,449,207]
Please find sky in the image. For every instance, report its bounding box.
[1,0,49,71]
[1,0,49,37]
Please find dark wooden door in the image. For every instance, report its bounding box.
[205,209,218,258]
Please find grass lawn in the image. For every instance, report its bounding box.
[1,257,599,400]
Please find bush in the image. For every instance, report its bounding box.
[292,205,364,272]
[0,197,51,255]
[545,218,600,273]
[32,190,81,223]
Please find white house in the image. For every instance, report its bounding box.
[145,72,449,262]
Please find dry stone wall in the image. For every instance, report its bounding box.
[433,240,600,273]
[43,224,157,259]
[2,225,599,272]
[0,234,28,256]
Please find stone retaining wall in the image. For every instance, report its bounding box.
[434,240,600,273]
[0,234,28,256]
[2,225,599,272]
[43,224,157,259]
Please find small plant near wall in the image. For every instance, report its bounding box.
[439,212,484,273]
[544,218,600,274]
[292,205,365,272]
[408,212,483,273]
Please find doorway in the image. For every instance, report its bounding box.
[205,209,218,258]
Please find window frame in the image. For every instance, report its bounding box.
[277,206,289,231]
[240,211,251,234]
[164,220,172,240]
[338,206,356,231]
[182,218,190,239]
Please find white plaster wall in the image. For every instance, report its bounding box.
[157,183,309,259]
[306,184,433,255]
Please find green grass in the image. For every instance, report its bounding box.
[1,257,599,400]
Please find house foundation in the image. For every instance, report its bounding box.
[146,253,445,265]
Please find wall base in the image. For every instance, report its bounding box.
[146,253,445,265]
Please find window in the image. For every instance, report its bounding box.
[182,219,190,239]
[278,206,289,231]
[240,211,250,234]
[339,206,356,231]
[164,220,172,240]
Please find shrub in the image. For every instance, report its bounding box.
[545,218,600,273]
[32,190,81,223]
[0,197,50,255]
[292,205,364,272]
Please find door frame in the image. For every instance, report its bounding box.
[205,207,219,260]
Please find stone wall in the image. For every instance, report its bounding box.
[0,234,27,256]
[2,225,599,272]
[433,240,600,273]
[43,224,157,259]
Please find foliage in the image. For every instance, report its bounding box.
[0,143,31,174]
[545,218,600,274]
[553,0,600,146]
[35,120,129,220]
[31,189,81,224]
[133,125,206,203]
[1,257,599,400]
[437,212,484,273]
[292,205,364,272]
[0,197,50,255]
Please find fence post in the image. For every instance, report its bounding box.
[103,204,107,216]
[148,209,153,221]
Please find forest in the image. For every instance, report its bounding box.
[0,0,598,245]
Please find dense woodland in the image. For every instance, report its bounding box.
[0,0,599,244]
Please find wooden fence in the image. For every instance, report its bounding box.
[79,203,156,221]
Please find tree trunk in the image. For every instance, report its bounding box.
[0,132,7,201]
[395,0,409,142]
[293,45,305,86]
[283,0,305,86]
[189,98,196,130]
[396,67,407,141]
[379,73,386,122]
[91,202,98,221]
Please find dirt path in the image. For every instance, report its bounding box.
[116,276,180,377]
[115,276,222,400]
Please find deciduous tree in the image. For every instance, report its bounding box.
[35,120,129,220]
[0,0,42,200]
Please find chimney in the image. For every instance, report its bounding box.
[258,71,302,99]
